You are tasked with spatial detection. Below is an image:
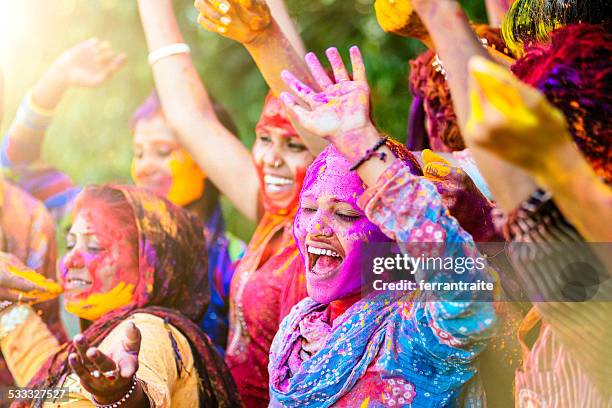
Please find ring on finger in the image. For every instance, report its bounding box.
[90,370,101,379]
[103,369,120,381]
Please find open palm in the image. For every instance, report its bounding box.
[280,46,371,142]
[53,38,125,88]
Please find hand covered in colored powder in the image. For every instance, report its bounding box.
[422,150,501,242]
[280,46,380,162]
[0,252,62,303]
[374,0,429,41]
[466,56,572,176]
[195,0,272,44]
[51,38,126,88]
[69,322,141,404]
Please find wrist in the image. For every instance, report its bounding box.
[340,123,382,162]
[243,20,279,49]
[92,377,137,406]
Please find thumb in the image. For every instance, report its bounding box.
[122,321,142,354]
[118,322,141,378]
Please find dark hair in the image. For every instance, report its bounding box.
[512,23,612,184]
[129,90,239,218]
[408,25,509,151]
[502,0,612,55]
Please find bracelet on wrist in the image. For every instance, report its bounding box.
[15,91,55,131]
[148,43,190,66]
[349,136,389,172]
[92,377,138,408]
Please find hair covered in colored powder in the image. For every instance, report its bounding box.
[408,25,511,152]
[294,142,421,302]
[511,23,612,183]
[501,0,611,56]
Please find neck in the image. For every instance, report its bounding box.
[329,291,362,322]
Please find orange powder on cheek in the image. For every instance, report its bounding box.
[165,150,206,207]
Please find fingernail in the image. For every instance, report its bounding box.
[218,26,227,33]
[218,2,230,13]
[220,16,232,26]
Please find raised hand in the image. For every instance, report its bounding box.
[51,38,126,88]
[195,0,272,44]
[69,322,142,404]
[374,0,429,42]
[466,56,570,174]
[280,46,379,162]
[0,252,62,303]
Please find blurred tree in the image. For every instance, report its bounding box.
[0,0,487,241]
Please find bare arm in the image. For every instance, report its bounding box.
[194,0,327,154]
[3,38,124,166]
[485,0,512,27]
[412,0,537,213]
[137,0,260,221]
[266,0,306,56]
[467,56,612,241]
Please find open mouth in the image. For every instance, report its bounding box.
[307,244,344,280]
[264,174,294,193]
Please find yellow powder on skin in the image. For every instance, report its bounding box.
[8,266,63,302]
[165,150,206,207]
[66,282,135,321]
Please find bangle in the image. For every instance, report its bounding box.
[15,91,55,131]
[92,377,138,408]
[148,43,191,66]
[349,137,389,172]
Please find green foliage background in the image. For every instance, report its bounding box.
[0,0,486,241]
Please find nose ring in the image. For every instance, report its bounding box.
[273,159,282,168]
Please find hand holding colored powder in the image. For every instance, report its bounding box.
[0,252,63,303]
[374,0,428,41]
[195,0,272,44]
[280,46,381,163]
[466,56,571,175]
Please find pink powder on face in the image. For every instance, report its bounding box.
[294,145,390,303]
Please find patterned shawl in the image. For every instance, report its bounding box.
[19,185,241,407]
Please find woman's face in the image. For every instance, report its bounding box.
[132,113,205,206]
[293,156,387,304]
[252,127,314,211]
[60,201,139,317]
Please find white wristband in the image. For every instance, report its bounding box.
[147,43,191,66]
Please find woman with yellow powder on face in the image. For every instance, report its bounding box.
[1,38,244,355]
[0,184,241,407]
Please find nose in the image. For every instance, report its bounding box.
[262,143,284,169]
[307,211,333,237]
[133,152,158,179]
[63,249,85,270]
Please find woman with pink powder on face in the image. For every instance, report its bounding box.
[268,46,498,407]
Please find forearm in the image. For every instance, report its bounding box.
[537,142,612,241]
[137,0,259,220]
[266,0,305,56]
[3,65,67,165]
[415,0,536,212]
[245,21,312,96]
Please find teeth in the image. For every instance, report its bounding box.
[68,279,91,287]
[307,246,340,258]
[264,174,294,186]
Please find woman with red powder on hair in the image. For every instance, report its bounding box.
[0,38,245,355]
[0,185,241,407]
[137,1,313,405]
